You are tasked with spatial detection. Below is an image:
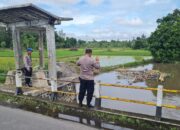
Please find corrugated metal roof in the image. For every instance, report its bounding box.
[0,3,72,24]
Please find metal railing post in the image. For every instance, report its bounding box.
[155,85,163,120]
[95,80,101,109]
[15,69,23,95]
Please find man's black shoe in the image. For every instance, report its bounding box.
[28,84,32,87]
[87,104,94,108]
[79,103,83,107]
[25,83,32,87]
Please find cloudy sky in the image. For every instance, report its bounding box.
[0,0,179,41]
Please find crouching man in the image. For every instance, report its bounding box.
[76,48,100,108]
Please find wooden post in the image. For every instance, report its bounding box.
[45,24,57,101]
[155,85,163,120]
[95,80,101,109]
[38,31,44,69]
[12,26,23,95]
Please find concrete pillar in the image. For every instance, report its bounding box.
[38,31,44,69]
[12,26,23,95]
[12,26,24,69]
[45,24,57,100]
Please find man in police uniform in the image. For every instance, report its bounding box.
[77,48,100,108]
[23,48,33,87]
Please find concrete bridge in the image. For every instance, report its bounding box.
[0,91,179,130]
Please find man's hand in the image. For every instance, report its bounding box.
[95,56,99,62]
[26,67,30,72]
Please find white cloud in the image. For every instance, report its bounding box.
[116,18,143,26]
[62,15,97,26]
[86,0,104,6]
[64,25,156,41]
[144,0,157,5]
[144,0,171,5]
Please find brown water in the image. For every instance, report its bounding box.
[95,63,180,120]
[97,56,152,67]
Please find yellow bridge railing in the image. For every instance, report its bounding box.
[99,83,180,93]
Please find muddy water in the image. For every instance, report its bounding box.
[96,56,152,67]
[95,63,180,120]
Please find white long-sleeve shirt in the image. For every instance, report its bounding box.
[24,55,32,70]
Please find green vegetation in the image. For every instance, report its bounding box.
[149,9,180,63]
[0,48,151,58]
[93,48,150,56]
[132,34,148,49]
[0,28,12,49]
[0,27,149,50]
[100,59,152,73]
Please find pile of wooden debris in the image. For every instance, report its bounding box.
[116,69,170,83]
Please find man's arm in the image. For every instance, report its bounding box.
[76,58,81,66]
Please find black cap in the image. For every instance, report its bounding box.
[85,48,92,54]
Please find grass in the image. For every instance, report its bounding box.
[100,59,153,73]
[0,48,151,58]
[0,48,84,58]
[93,48,151,56]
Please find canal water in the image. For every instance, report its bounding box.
[95,63,180,120]
[65,56,180,129]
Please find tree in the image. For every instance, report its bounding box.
[21,32,38,49]
[55,31,65,48]
[133,34,148,49]
[77,39,86,47]
[0,41,6,48]
[149,9,180,62]
[0,27,12,48]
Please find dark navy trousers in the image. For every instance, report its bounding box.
[78,77,94,105]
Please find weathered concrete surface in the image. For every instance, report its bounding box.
[4,70,16,85]
[56,62,78,78]
[0,105,97,130]
[32,70,49,88]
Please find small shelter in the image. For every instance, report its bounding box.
[0,3,73,95]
